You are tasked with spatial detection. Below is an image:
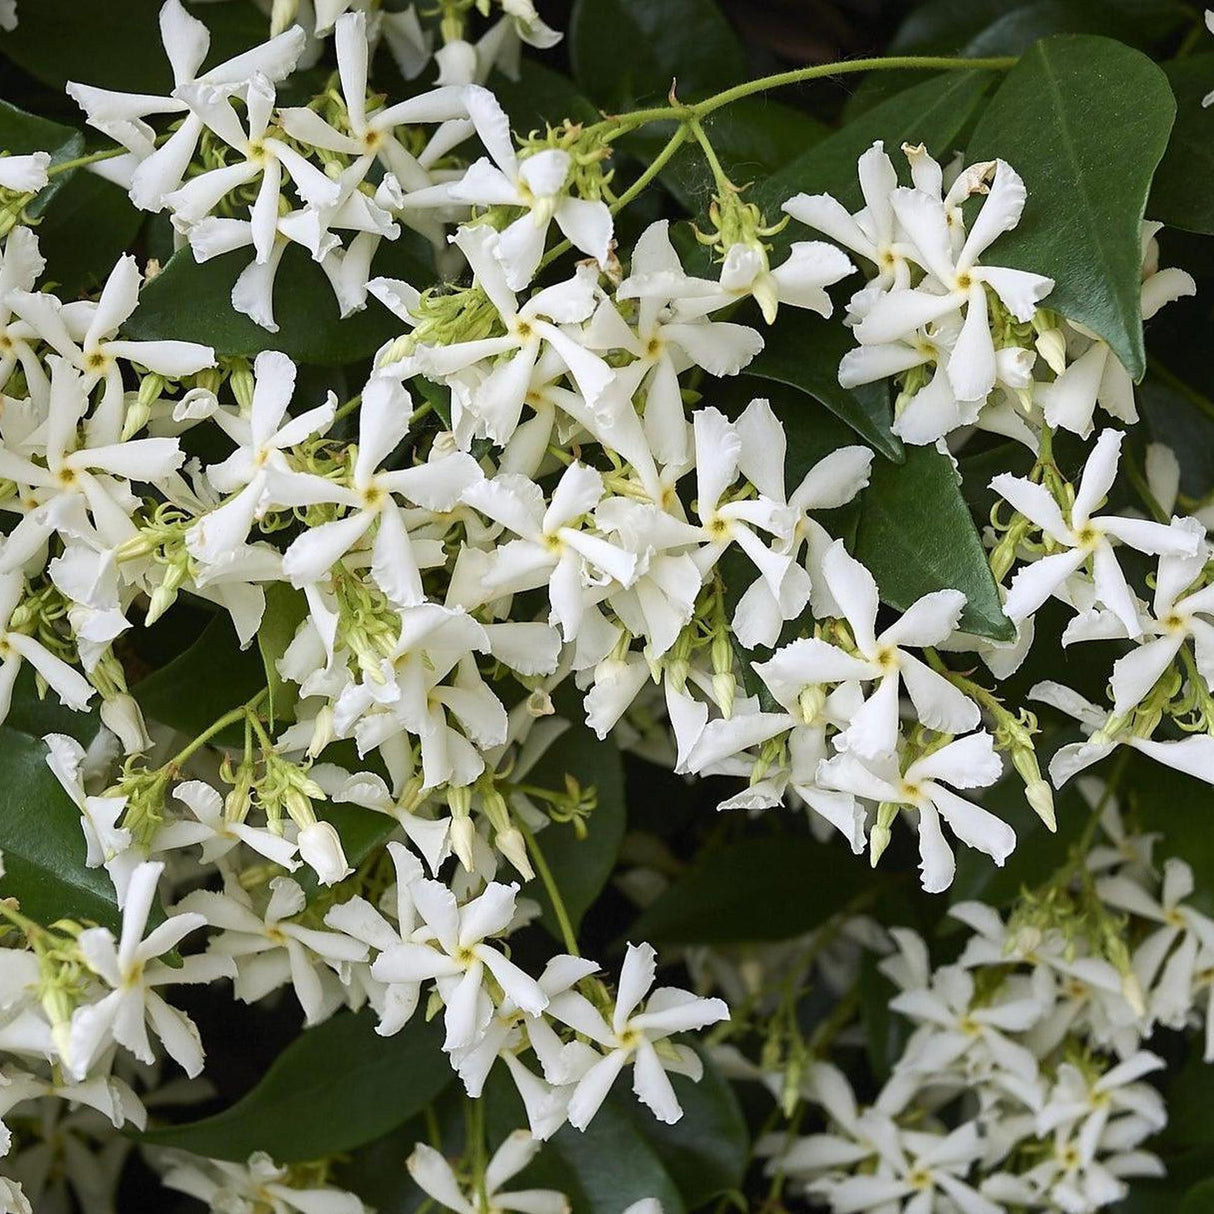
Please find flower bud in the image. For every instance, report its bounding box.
[99,695,151,757]
[297,821,352,886]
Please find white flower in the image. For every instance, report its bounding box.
[462,462,639,639]
[371,877,548,1051]
[66,0,306,210]
[0,576,94,724]
[1105,539,1214,717]
[545,941,728,1129]
[150,779,301,871]
[0,152,49,194]
[179,877,368,1025]
[407,1130,569,1214]
[160,1150,368,1214]
[818,732,1013,892]
[1039,223,1196,437]
[775,539,978,759]
[296,820,353,886]
[853,159,1053,403]
[188,350,336,562]
[993,429,1202,637]
[68,861,231,1079]
[425,85,612,289]
[1030,680,1214,787]
[278,375,481,605]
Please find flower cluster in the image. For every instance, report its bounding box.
[758,786,1212,1213]
[0,0,1210,1210]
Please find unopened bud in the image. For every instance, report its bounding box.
[297,821,352,886]
[495,827,534,881]
[450,815,476,872]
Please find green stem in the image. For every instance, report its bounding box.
[688,116,733,194]
[167,689,267,769]
[517,819,580,956]
[46,146,133,178]
[691,54,1016,117]
[538,124,688,273]
[1121,446,1169,524]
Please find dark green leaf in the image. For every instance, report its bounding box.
[753,70,996,259]
[569,0,745,109]
[133,613,265,741]
[525,723,626,937]
[1150,56,1214,236]
[631,834,872,945]
[0,0,267,93]
[124,240,429,364]
[847,0,1177,120]
[966,35,1175,379]
[1182,1179,1214,1214]
[257,583,308,728]
[35,171,143,297]
[140,1011,451,1161]
[854,444,1013,641]
[0,677,119,930]
[0,98,84,218]
[748,313,902,461]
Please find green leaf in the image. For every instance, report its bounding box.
[257,583,308,728]
[1182,1180,1214,1214]
[35,171,144,297]
[133,613,265,741]
[846,0,1176,120]
[0,676,120,931]
[124,239,429,364]
[569,0,745,109]
[853,444,1013,641]
[752,69,996,258]
[0,98,84,219]
[1150,56,1214,236]
[524,722,626,938]
[747,313,902,461]
[0,0,267,92]
[631,834,873,945]
[140,1011,451,1161]
[966,35,1175,379]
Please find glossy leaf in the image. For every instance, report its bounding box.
[0,678,119,930]
[569,0,745,109]
[133,613,265,741]
[748,313,902,461]
[1150,55,1214,236]
[0,0,267,92]
[36,171,144,297]
[854,444,1014,641]
[631,834,872,944]
[0,99,84,219]
[257,583,309,727]
[524,723,626,937]
[140,1011,450,1161]
[124,240,429,364]
[966,35,1175,379]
